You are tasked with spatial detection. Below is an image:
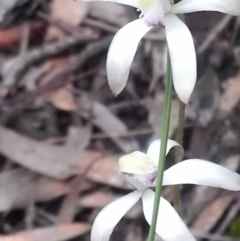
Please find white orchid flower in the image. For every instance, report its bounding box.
[85,0,240,104]
[91,139,240,241]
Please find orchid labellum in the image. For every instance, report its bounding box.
[84,0,240,104]
[91,139,240,241]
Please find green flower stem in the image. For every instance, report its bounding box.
[147,52,173,241]
[172,0,185,211]
[173,100,185,212]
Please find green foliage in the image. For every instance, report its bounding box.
[229,218,240,237]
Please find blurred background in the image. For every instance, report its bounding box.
[0,0,240,240]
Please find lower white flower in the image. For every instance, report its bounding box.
[84,0,240,104]
[91,139,240,241]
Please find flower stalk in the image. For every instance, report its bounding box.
[147,52,173,241]
[173,6,186,211]
[174,100,185,212]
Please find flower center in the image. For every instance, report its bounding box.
[138,0,157,14]
[119,151,157,190]
[137,0,171,27]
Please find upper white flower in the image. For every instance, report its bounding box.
[84,0,240,104]
[91,139,240,241]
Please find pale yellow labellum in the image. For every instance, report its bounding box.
[138,0,158,13]
[119,151,157,174]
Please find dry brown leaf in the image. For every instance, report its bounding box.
[0,126,130,188]
[39,58,77,111]
[0,169,69,211]
[217,73,240,120]
[87,155,131,189]
[184,156,240,223]
[0,126,101,179]
[82,190,142,219]
[187,68,220,127]
[78,95,139,153]
[88,2,131,27]
[192,194,235,233]
[0,22,45,50]
[147,94,178,139]
[46,0,88,40]
[79,190,119,208]
[0,223,91,241]
[47,87,77,111]
[66,125,91,150]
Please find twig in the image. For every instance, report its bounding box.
[0,36,112,117]
[92,128,153,139]
[42,127,153,145]
[35,208,57,225]
[192,229,240,241]
[83,17,165,41]
[0,29,97,98]
[25,204,35,230]
[197,15,232,54]
[57,155,103,223]
[38,12,83,36]
[83,18,118,33]
[1,70,94,108]
[210,201,240,241]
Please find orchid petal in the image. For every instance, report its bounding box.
[172,0,240,16]
[107,19,151,96]
[83,0,138,8]
[163,159,240,191]
[165,14,196,104]
[91,191,142,241]
[147,139,184,165]
[142,189,196,241]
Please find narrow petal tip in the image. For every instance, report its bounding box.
[106,19,151,98]
[142,189,196,241]
[163,159,240,191]
[147,139,184,165]
[165,14,196,106]
[91,191,142,241]
[111,88,121,97]
[177,89,192,105]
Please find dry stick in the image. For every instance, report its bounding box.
[57,155,103,224]
[1,70,94,108]
[197,15,232,54]
[0,28,97,98]
[83,18,118,33]
[38,12,83,36]
[0,36,112,116]
[83,18,165,41]
[191,229,240,241]
[210,201,240,241]
[42,127,153,146]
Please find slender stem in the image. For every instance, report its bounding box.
[173,100,185,212]
[176,101,185,145]
[147,52,173,241]
[172,0,186,211]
